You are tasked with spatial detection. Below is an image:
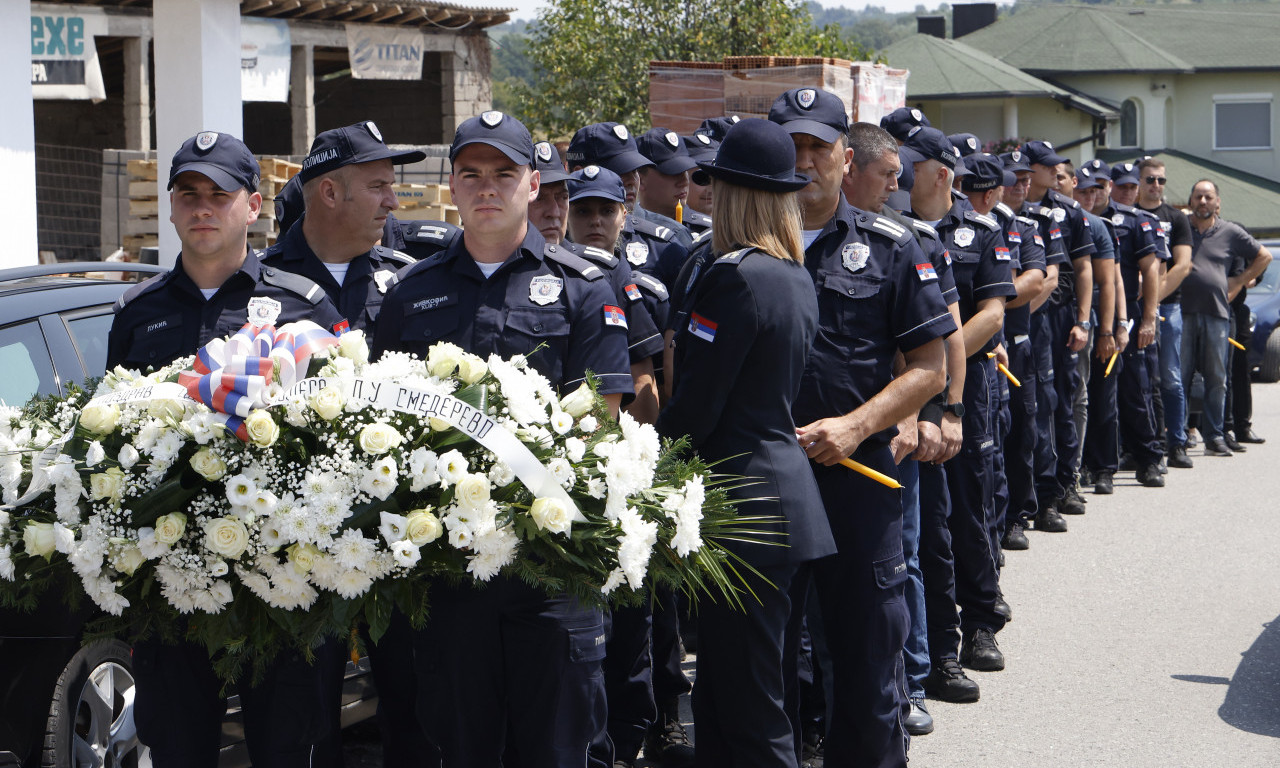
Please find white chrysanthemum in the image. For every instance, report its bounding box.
[617,507,658,590]
[601,567,626,595]
[333,568,375,599]
[225,474,257,507]
[586,477,607,499]
[579,415,599,433]
[237,565,274,602]
[487,356,548,426]
[670,477,706,557]
[0,544,14,580]
[151,430,184,464]
[466,526,518,581]
[331,529,376,570]
[302,470,341,498]
[208,580,234,608]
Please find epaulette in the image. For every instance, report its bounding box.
[1048,189,1080,209]
[629,216,675,243]
[963,210,1000,230]
[691,228,713,246]
[685,210,713,228]
[1110,201,1137,215]
[373,245,415,267]
[632,272,669,301]
[259,241,285,260]
[910,219,940,240]
[402,221,462,246]
[113,271,169,313]
[579,244,619,268]
[261,267,327,305]
[544,243,604,281]
[1015,215,1040,228]
[994,202,1016,221]
[711,247,755,267]
[858,213,914,246]
[396,251,448,281]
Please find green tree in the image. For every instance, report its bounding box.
[512,0,870,138]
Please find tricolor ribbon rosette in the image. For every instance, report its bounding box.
[178,321,339,439]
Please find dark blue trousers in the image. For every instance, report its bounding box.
[602,603,657,762]
[1031,310,1060,500]
[1083,347,1120,475]
[362,609,439,768]
[1118,332,1164,467]
[990,363,1012,560]
[1004,338,1039,529]
[918,461,958,662]
[1035,303,1083,498]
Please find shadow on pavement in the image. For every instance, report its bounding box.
[1215,617,1280,738]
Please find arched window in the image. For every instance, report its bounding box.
[1120,99,1140,147]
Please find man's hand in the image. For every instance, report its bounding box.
[913,421,943,463]
[1115,324,1130,355]
[890,414,919,464]
[1137,319,1157,349]
[797,414,868,466]
[993,342,1009,368]
[1095,332,1115,361]
[1067,324,1088,351]
[939,412,963,462]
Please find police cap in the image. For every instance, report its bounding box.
[566,123,654,175]
[768,88,849,144]
[449,111,535,167]
[880,107,930,141]
[168,131,260,193]
[1021,140,1068,168]
[567,165,627,203]
[533,141,571,184]
[636,128,699,175]
[1111,161,1140,186]
[962,153,1014,192]
[301,121,426,184]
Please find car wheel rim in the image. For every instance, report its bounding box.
[72,660,152,768]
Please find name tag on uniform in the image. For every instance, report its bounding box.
[689,312,717,342]
[529,276,563,306]
[603,304,628,328]
[247,296,282,327]
[409,294,454,313]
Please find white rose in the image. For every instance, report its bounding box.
[85,441,106,467]
[153,512,187,546]
[405,509,444,546]
[89,468,126,501]
[148,398,186,422]
[190,447,227,481]
[338,329,370,365]
[310,386,346,421]
[429,417,453,433]
[559,383,595,418]
[529,497,572,535]
[579,415,599,433]
[111,543,145,576]
[287,542,321,574]
[391,539,422,567]
[204,517,250,560]
[427,342,464,378]
[359,423,402,455]
[244,410,279,448]
[80,403,121,435]
[457,354,488,385]
[117,444,140,469]
[454,473,491,510]
[23,522,57,558]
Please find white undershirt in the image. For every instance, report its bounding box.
[199,288,217,300]
[323,262,350,285]
[802,229,823,249]
[474,260,503,279]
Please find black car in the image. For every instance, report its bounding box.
[1244,241,1280,382]
[0,264,375,768]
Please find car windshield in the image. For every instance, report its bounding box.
[1253,260,1280,295]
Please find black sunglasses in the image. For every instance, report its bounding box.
[1144,175,1167,185]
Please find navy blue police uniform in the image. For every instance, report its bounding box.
[398,218,463,260]
[110,129,346,768]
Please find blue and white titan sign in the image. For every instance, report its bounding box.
[30,6,108,101]
[345,23,425,80]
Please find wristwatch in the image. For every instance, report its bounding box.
[942,402,965,418]
[1074,319,1093,331]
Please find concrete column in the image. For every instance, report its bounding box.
[1003,98,1019,141]
[123,36,152,152]
[290,43,315,156]
[0,0,38,267]
[440,35,492,141]
[153,0,242,265]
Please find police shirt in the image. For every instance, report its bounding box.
[107,249,346,371]
[1017,201,1069,269]
[1101,201,1160,307]
[633,204,694,250]
[561,239,665,364]
[396,219,464,261]
[1036,189,1099,306]
[883,207,958,306]
[619,214,689,289]
[793,199,956,445]
[681,208,713,237]
[926,204,1017,358]
[370,226,633,396]
[261,217,414,331]
[1005,212,1048,341]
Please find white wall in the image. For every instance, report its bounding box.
[1,0,38,268]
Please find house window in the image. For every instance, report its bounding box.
[1120,99,1140,147]
[1214,94,1272,150]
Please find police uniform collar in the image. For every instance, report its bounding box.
[279,220,378,285]
[171,247,262,298]
[443,224,548,278]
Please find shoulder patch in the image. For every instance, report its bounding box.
[963,210,1000,230]
[543,243,604,281]
[261,267,327,305]
[373,245,416,266]
[579,245,620,267]
[632,272,670,301]
[403,221,461,244]
[910,219,939,239]
[712,248,753,266]
[859,214,914,246]
[629,216,675,242]
[691,228,712,246]
[1016,215,1039,228]
[113,271,169,313]
[994,202,1015,220]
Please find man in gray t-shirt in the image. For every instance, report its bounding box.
[1182,180,1271,455]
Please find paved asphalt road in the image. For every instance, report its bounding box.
[345,382,1280,767]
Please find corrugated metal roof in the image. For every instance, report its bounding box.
[37,0,514,30]
[882,34,1117,118]
[960,4,1280,75]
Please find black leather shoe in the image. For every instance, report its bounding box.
[1002,523,1030,551]
[905,697,935,736]
[1079,466,1094,486]
[1168,445,1194,468]
[1238,428,1266,444]
[960,628,1005,671]
[1225,432,1247,452]
[1094,472,1114,495]
[925,658,980,702]
[993,595,1012,622]
[1060,485,1087,515]
[1136,464,1165,487]
[1205,437,1233,457]
[1034,503,1068,533]
[1118,453,1137,472]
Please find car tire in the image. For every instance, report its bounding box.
[41,639,151,768]
[1260,330,1280,383]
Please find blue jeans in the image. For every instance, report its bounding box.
[1159,303,1187,447]
[899,459,928,699]
[1180,312,1230,442]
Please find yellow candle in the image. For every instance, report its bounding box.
[839,457,903,489]
[675,200,683,224]
[1105,350,1119,377]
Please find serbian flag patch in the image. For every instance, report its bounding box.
[333,319,350,335]
[994,247,1011,261]
[689,312,718,342]
[915,262,938,282]
[603,305,628,328]
[624,283,642,302]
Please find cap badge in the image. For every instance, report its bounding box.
[1044,141,1054,149]
[612,125,629,141]
[1081,168,1091,177]
[665,131,679,147]
[907,125,922,138]
[729,115,740,123]
[954,227,975,248]
[798,89,817,109]
[584,165,601,180]
[195,131,218,151]
[626,241,650,266]
[481,110,504,127]
[529,275,563,306]
[1012,151,1021,162]
[1122,163,1133,172]
[911,108,923,121]
[966,137,977,150]
[366,121,383,142]
[536,142,554,162]
[246,296,282,327]
[842,242,870,273]
[696,133,711,145]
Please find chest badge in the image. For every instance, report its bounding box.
[246,296,282,327]
[1112,213,1125,227]
[625,241,650,266]
[529,275,563,306]
[1052,207,1067,223]
[953,227,975,248]
[374,269,396,294]
[842,242,870,273]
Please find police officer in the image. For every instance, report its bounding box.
[880,106,930,144]
[697,115,740,142]
[769,88,955,768]
[658,115,836,768]
[681,132,719,222]
[370,110,631,767]
[636,127,712,238]
[528,140,573,245]
[108,131,345,768]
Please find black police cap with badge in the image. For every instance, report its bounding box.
[299,121,425,184]
[880,107,930,142]
[1111,162,1140,186]
[682,132,720,164]
[534,141,571,184]
[636,128,699,175]
[692,118,810,193]
[566,123,654,175]
[168,131,260,193]
[768,87,849,144]
[947,133,982,159]
[451,110,536,166]
[567,165,628,203]
[1000,150,1033,174]
[1075,166,1102,191]
[901,126,969,177]
[1084,158,1111,180]
[963,153,1015,192]
[697,115,741,143]
[1020,140,1068,168]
